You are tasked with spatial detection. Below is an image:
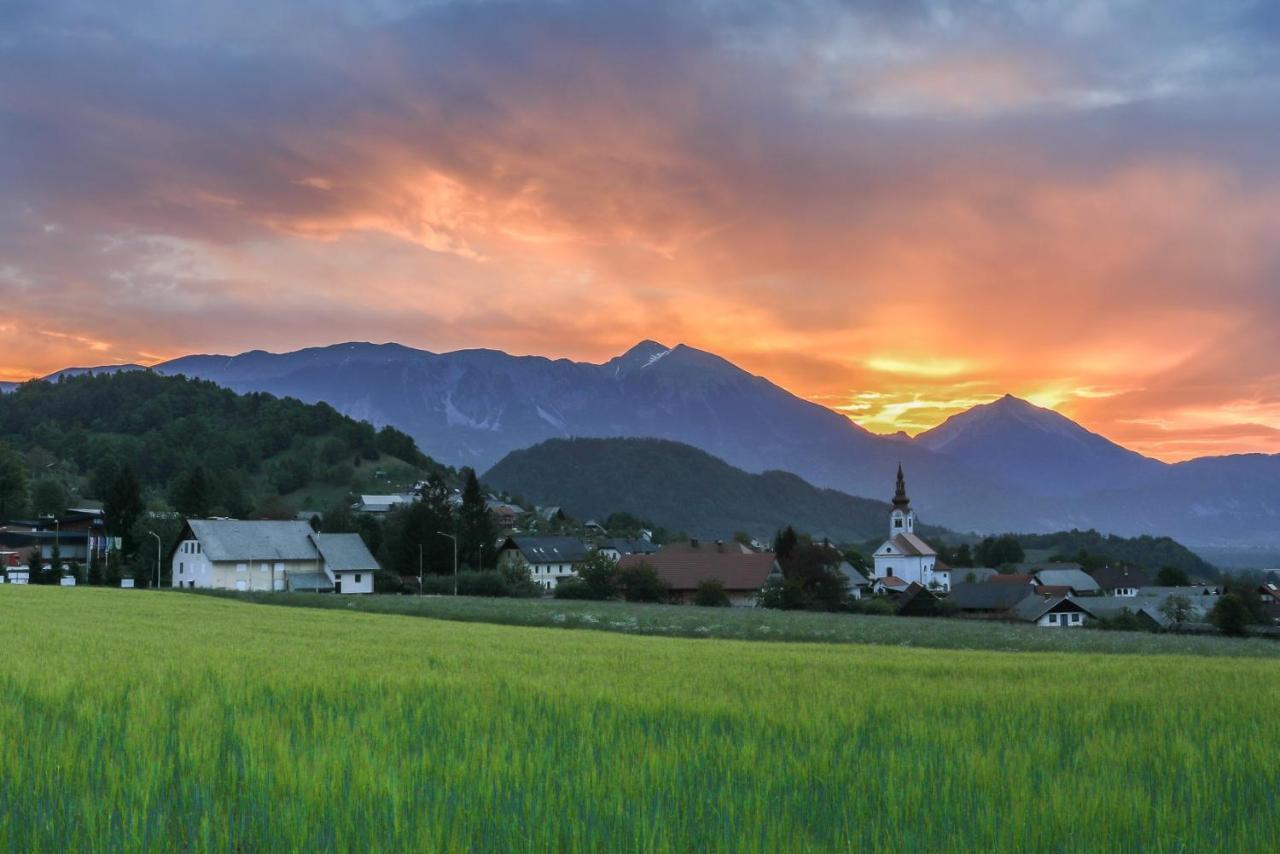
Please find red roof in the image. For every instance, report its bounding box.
[618,545,777,592]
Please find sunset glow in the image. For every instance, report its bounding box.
[3,1,1279,462]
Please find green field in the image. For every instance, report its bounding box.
[2,588,1278,851]
[201,589,1280,658]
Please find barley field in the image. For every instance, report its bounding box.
[1,587,1277,851]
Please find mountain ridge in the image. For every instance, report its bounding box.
[18,339,1278,551]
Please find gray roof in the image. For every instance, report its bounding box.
[1013,594,1096,623]
[312,533,379,572]
[1091,565,1152,589]
[1081,597,1169,626]
[599,538,660,555]
[1033,568,1101,593]
[187,520,319,562]
[945,567,999,583]
[947,581,1031,611]
[837,561,871,587]
[502,536,588,563]
[288,571,334,592]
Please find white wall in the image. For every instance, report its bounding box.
[1039,610,1085,627]
[333,570,374,594]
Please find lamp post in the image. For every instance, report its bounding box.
[436,532,458,595]
[148,531,161,589]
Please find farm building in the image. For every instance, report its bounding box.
[872,466,947,590]
[1091,566,1152,597]
[172,520,379,594]
[497,536,589,590]
[617,540,779,606]
[1013,594,1095,627]
[947,581,1034,615]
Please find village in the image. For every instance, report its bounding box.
[3,465,1276,637]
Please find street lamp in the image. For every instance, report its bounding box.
[148,531,161,589]
[436,531,458,595]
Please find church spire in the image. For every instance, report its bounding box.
[892,463,911,510]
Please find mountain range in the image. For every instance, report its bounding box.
[11,340,1279,553]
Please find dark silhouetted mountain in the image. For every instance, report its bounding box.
[917,394,1165,496]
[484,437,953,543]
[138,340,1280,552]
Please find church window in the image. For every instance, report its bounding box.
[894,519,903,528]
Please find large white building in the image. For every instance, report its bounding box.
[872,466,946,590]
[172,519,379,594]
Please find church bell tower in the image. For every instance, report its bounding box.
[889,464,915,536]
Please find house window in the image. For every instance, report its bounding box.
[236,563,247,573]
[1048,613,1058,624]
[894,519,902,528]
[1070,613,1082,624]
[178,564,184,576]
[354,574,362,583]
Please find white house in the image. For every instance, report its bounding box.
[1013,594,1094,628]
[496,536,589,590]
[171,520,379,594]
[872,466,945,590]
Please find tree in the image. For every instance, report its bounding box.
[773,526,799,562]
[88,550,104,586]
[169,465,215,518]
[49,539,62,581]
[0,442,27,518]
[1155,566,1191,587]
[27,549,43,584]
[953,543,974,568]
[103,465,144,554]
[1210,594,1251,637]
[975,535,1024,568]
[777,543,850,611]
[692,578,731,607]
[617,561,668,603]
[574,551,620,600]
[457,469,495,571]
[1159,595,1195,626]
[29,478,66,517]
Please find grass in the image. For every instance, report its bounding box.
[196,589,1280,658]
[2,586,1279,851]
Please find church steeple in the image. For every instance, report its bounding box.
[892,463,911,510]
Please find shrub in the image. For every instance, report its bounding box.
[1211,594,1251,637]
[456,571,510,598]
[851,597,896,616]
[692,579,731,607]
[553,577,597,600]
[617,562,668,603]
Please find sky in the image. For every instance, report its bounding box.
[2,0,1279,462]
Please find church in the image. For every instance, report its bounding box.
[872,465,946,590]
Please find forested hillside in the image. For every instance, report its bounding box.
[0,371,446,519]
[1019,530,1217,579]
[484,437,952,544]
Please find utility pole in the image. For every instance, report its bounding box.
[436,532,458,595]
[148,531,161,589]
